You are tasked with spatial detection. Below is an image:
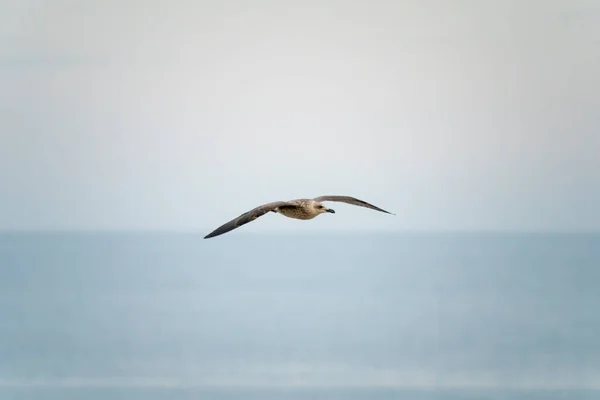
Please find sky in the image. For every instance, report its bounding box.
[1,0,599,232]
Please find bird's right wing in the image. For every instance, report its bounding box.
[313,195,394,214]
[204,201,291,239]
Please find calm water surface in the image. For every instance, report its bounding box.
[1,232,599,399]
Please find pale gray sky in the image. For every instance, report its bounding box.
[1,0,599,232]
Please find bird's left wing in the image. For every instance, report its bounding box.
[204,201,290,239]
[313,195,394,214]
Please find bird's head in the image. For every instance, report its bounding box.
[312,201,335,214]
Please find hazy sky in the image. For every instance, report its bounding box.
[1,0,599,232]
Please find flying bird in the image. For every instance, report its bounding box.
[204,195,393,239]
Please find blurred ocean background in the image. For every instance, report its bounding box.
[1,232,599,400]
[3,0,600,398]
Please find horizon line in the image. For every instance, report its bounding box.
[0,378,599,391]
[1,228,599,235]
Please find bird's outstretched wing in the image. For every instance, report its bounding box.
[312,195,394,214]
[204,201,291,239]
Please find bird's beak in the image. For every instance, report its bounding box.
[326,208,335,213]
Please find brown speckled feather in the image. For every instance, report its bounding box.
[203,201,292,239]
[312,195,394,214]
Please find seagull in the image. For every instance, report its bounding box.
[204,195,394,239]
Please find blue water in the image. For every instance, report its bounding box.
[2,387,600,400]
[1,232,599,399]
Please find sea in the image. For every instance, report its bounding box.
[1,232,599,400]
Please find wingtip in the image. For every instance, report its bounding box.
[204,231,223,239]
